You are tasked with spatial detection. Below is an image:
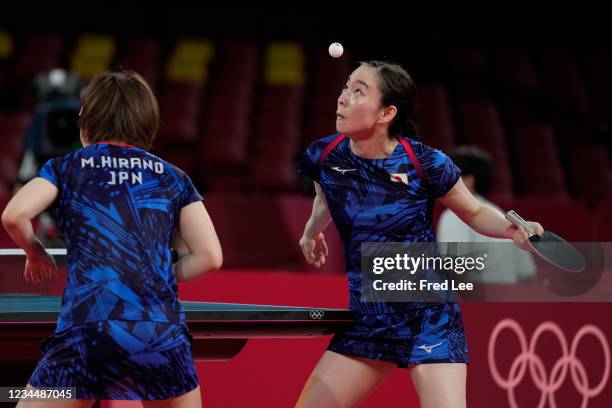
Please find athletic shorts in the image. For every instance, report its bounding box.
[328,302,468,367]
[29,320,199,400]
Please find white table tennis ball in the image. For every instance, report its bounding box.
[328,42,344,58]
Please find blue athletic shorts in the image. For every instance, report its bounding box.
[328,302,469,367]
[29,320,199,400]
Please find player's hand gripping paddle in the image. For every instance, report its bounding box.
[505,210,586,273]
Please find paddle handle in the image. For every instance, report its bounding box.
[505,210,536,236]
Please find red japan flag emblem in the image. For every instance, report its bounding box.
[390,173,408,184]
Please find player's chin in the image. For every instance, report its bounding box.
[336,118,348,133]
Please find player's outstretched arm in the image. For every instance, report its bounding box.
[174,201,223,282]
[438,178,543,248]
[300,182,331,268]
[1,178,58,283]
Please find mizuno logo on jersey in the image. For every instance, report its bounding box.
[331,167,357,175]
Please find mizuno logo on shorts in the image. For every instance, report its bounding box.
[417,342,443,353]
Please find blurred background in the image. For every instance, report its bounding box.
[0,7,611,249]
[0,6,611,407]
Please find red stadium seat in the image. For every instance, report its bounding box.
[21,34,63,59]
[540,54,590,114]
[157,148,197,175]
[415,84,456,152]
[589,54,612,121]
[158,81,204,116]
[196,49,259,172]
[452,49,491,100]
[208,76,255,100]
[121,37,160,60]
[569,146,612,202]
[0,193,16,247]
[513,124,568,200]
[251,85,305,182]
[157,110,199,144]
[217,42,259,79]
[251,157,299,191]
[591,199,612,241]
[116,37,161,86]
[199,121,250,168]
[0,155,19,187]
[12,54,60,87]
[0,112,30,159]
[198,94,253,168]
[13,33,64,86]
[457,101,513,197]
[0,111,30,134]
[495,51,539,94]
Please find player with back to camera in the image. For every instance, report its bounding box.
[2,70,222,408]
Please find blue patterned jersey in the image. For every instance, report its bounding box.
[297,134,461,314]
[38,143,202,332]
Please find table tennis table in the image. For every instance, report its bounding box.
[0,294,355,403]
[0,294,354,362]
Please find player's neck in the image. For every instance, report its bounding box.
[349,131,398,159]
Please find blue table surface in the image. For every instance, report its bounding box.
[0,295,343,313]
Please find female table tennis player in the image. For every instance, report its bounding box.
[2,70,222,407]
[296,61,543,408]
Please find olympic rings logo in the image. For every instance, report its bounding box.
[488,319,610,408]
[309,310,325,320]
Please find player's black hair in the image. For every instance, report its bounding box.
[449,146,493,196]
[360,61,418,140]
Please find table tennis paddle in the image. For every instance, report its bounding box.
[505,210,586,273]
